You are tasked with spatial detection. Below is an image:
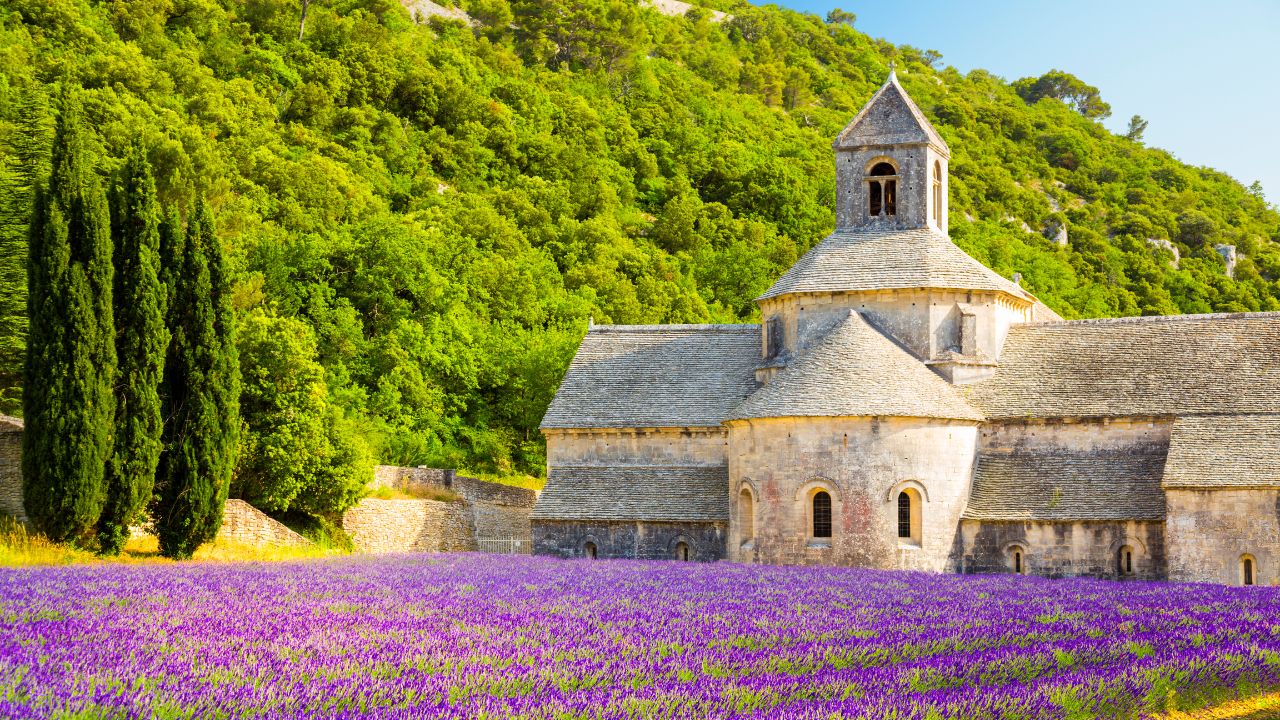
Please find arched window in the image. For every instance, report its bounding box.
[1117,545,1135,576]
[867,161,897,218]
[738,488,755,544]
[896,489,921,546]
[583,541,597,560]
[931,161,942,225]
[675,541,690,561]
[1241,554,1257,586]
[1009,545,1026,575]
[812,491,832,539]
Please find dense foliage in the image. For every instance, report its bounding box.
[0,0,1276,478]
[98,143,169,555]
[20,89,115,543]
[155,200,240,559]
[3,555,1280,718]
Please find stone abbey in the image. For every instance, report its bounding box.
[532,71,1280,586]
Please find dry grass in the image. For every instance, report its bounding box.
[459,471,545,492]
[1161,692,1280,720]
[0,516,335,567]
[369,485,461,502]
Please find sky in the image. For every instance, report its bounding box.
[756,0,1280,205]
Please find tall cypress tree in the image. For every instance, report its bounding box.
[155,199,238,559]
[22,87,115,543]
[0,86,52,415]
[98,144,167,555]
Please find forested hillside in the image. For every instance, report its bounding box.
[0,0,1276,480]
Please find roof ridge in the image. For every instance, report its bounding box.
[1021,311,1280,328]
[590,323,756,333]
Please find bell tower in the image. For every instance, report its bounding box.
[833,69,950,232]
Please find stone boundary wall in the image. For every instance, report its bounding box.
[217,500,312,548]
[354,466,537,553]
[343,498,476,553]
[0,416,23,522]
[371,465,537,507]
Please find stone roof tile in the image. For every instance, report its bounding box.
[964,448,1168,521]
[834,71,949,154]
[730,311,984,421]
[1163,414,1280,488]
[540,324,761,430]
[967,313,1280,419]
[0,415,21,432]
[531,465,729,522]
[757,227,1031,302]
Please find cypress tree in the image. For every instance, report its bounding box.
[0,86,52,414]
[22,87,115,543]
[98,144,168,555]
[155,199,239,559]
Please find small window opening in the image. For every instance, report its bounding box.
[897,492,911,539]
[896,488,921,545]
[1242,555,1256,586]
[870,162,896,176]
[1009,546,1026,575]
[766,316,783,358]
[583,541,597,560]
[869,181,882,216]
[812,491,832,539]
[1118,546,1135,576]
[675,541,690,561]
[931,161,942,225]
[739,488,755,544]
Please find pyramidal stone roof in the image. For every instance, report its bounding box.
[833,70,949,154]
[729,311,983,422]
[757,226,1033,302]
[965,312,1280,419]
[531,465,730,522]
[540,324,761,430]
[1163,414,1280,488]
[963,447,1168,521]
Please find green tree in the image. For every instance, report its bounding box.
[1013,70,1112,119]
[0,86,53,415]
[154,200,238,559]
[824,8,856,25]
[1125,115,1148,142]
[98,143,168,555]
[22,87,116,543]
[233,309,368,516]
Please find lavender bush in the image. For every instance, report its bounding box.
[1,554,1277,719]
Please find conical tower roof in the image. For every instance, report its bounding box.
[729,311,983,422]
[833,70,949,155]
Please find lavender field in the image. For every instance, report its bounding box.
[1,554,1278,719]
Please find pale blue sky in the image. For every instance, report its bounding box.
[757,0,1280,206]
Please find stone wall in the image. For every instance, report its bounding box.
[0,417,23,521]
[217,500,312,548]
[1166,488,1279,585]
[533,520,727,561]
[343,498,477,553]
[727,416,979,571]
[954,520,1166,580]
[757,289,1033,376]
[366,465,537,547]
[372,465,456,496]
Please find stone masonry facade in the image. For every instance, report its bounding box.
[217,500,313,548]
[344,466,537,554]
[534,70,1280,586]
[0,416,22,522]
